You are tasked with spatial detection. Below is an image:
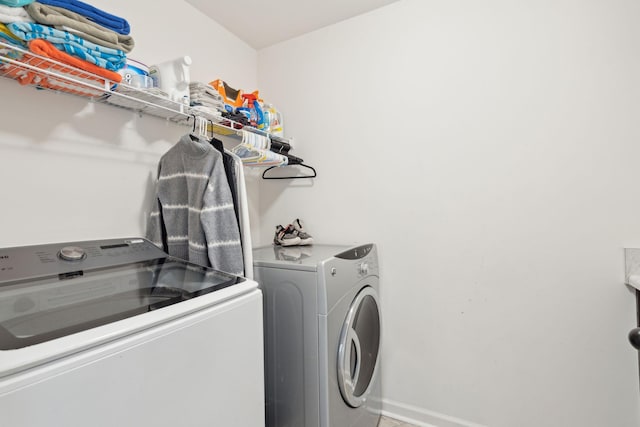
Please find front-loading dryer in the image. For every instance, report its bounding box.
[253,243,381,427]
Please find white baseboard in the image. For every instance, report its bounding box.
[381,398,487,427]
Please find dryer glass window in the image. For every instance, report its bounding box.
[0,258,242,350]
[352,294,380,396]
[338,286,381,408]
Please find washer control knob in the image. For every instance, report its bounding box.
[359,262,369,275]
[58,246,86,261]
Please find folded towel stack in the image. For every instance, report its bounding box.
[0,0,132,96]
[190,82,225,115]
[26,2,134,53]
[7,22,126,70]
[37,0,130,35]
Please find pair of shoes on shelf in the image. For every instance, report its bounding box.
[273,219,314,246]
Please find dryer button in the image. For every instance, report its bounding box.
[359,262,369,275]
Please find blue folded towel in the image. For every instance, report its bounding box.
[7,22,126,70]
[0,31,25,48]
[0,0,34,6]
[37,0,129,35]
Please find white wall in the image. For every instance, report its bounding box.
[257,0,640,426]
[0,0,258,247]
[2,1,640,425]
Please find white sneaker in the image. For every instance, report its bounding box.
[274,225,301,246]
[291,219,313,245]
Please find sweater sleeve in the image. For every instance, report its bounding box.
[200,158,244,275]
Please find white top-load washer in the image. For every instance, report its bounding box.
[0,237,264,427]
[253,243,381,427]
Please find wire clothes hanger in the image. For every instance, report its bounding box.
[196,124,316,179]
[189,115,210,141]
[262,153,317,180]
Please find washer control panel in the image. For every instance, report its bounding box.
[0,238,167,283]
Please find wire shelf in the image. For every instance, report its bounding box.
[0,39,299,169]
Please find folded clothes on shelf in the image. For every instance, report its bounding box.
[28,38,121,82]
[0,4,34,23]
[26,2,135,53]
[0,23,25,47]
[0,0,34,6]
[7,22,126,70]
[189,82,223,99]
[221,110,250,128]
[191,98,224,110]
[189,105,222,121]
[36,0,130,35]
[189,82,225,110]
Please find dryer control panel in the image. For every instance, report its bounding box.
[0,238,166,283]
[335,244,374,260]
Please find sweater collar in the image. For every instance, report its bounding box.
[179,133,212,158]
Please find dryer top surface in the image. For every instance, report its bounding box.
[253,244,373,271]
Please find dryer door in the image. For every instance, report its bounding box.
[337,285,381,408]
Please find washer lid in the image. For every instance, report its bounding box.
[0,257,243,351]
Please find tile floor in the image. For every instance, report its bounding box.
[378,415,419,427]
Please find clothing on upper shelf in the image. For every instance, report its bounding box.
[0,0,34,7]
[36,0,130,35]
[7,21,126,70]
[28,38,122,82]
[146,134,244,276]
[28,38,121,79]
[26,2,135,53]
[0,22,25,46]
[0,4,34,23]
[189,82,225,119]
[190,82,224,105]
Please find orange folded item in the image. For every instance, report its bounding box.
[29,39,122,83]
[0,39,121,98]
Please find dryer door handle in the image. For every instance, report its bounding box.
[345,328,362,389]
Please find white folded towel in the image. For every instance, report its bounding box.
[0,4,34,23]
[190,81,223,101]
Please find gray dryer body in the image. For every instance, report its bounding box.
[253,243,382,427]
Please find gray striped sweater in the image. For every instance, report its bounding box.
[146,134,244,275]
